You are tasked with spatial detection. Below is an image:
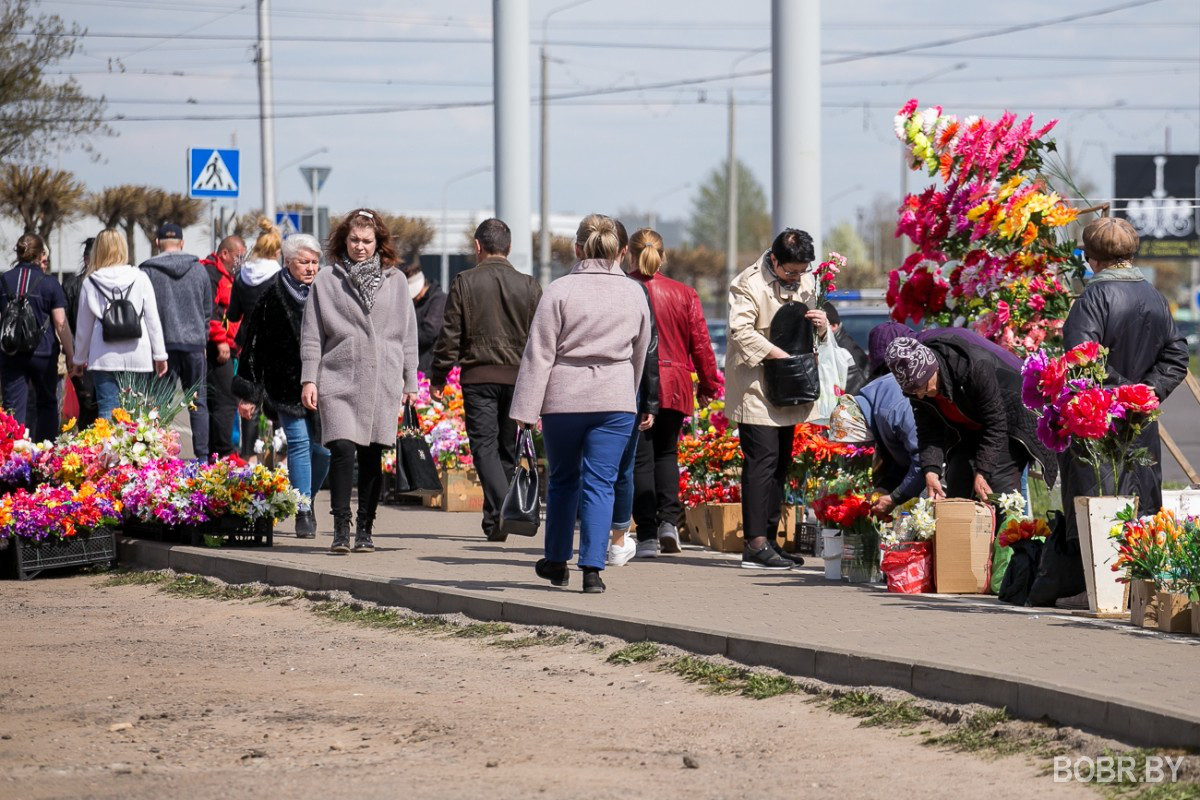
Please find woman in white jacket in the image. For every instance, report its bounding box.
[69,229,168,419]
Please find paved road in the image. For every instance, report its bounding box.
[1161,379,1200,485]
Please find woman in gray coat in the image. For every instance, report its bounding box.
[301,209,418,554]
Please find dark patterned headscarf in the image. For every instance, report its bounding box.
[868,322,915,374]
[885,337,938,393]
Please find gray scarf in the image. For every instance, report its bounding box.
[340,253,383,312]
[1090,261,1145,283]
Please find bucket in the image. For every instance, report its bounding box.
[821,529,842,580]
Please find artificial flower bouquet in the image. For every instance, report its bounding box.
[1111,509,1200,631]
[889,100,1083,355]
[0,482,122,543]
[814,252,844,307]
[678,427,742,509]
[199,459,302,524]
[1021,341,1161,494]
[409,369,473,470]
[812,483,883,581]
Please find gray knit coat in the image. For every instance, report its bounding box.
[300,262,418,446]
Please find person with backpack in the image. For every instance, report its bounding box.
[0,233,75,441]
[69,229,168,420]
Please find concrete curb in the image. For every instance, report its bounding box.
[119,539,1200,748]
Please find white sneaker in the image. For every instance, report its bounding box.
[635,538,659,559]
[607,535,636,566]
[658,522,682,554]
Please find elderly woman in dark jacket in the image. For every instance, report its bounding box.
[1060,217,1189,538]
[301,209,419,554]
[234,233,329,539]
[885,328,1057,501]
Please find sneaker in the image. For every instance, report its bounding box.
[741,542,795,570]
[657,522,682,554]
[607,535,636,566]
[535,558,569,587]
[771,540,805,567]
[635,539,659,559]
[582,568,606,594]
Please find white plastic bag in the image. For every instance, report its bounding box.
[815,334,853,422]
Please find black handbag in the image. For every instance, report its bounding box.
[394,404,442,496]
[1025,510,1086,607]
[499,428,540,537]
[763,301,820,406]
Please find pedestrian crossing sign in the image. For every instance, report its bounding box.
[188,148,239,198]
[276,212,301,235]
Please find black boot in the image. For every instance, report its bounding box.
[353,511,375,553]
[581,567,606,594]
[330,512,352,554]
[534,558,569,587]
[295,510,317,539]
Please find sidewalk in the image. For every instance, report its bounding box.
[118,504,1200,748]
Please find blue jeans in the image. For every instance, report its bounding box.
[611,417,643,533]
[542,411,636,570]
[278,411,331,511]
[91,370,129,420]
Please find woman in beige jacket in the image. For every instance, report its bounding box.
[726,228,829,570]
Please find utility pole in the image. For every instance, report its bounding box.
[256,0,276,223]
[494,0,531,275]
[725,90,738,295]
[771,0,820,257]
[538,47,551,287]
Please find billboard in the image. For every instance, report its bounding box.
[1113,154,1199,258]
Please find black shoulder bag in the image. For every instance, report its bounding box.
[762,301,820,406]
[499,428,541,537]
[394,403,442,496]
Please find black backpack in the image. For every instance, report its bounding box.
[90,277,143,342]
[0,268,49,357]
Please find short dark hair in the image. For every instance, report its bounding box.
[613,218,628,251]
[474,218,512,256]
[770,228,815,266]
[821,301,841,325]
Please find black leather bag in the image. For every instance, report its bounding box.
[998,538,1044,606]
[499,428,540,537]
[394,404,442,496]
[763,301,820,406]
[1025,510,1086,607]
[91,278,143,343]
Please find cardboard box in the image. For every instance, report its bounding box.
[933,499,995,594]
[683,506,708,547]
[775,505,800,552]
[704,503,744,553]
[1157,591,1193,633]
[422,468,485,512]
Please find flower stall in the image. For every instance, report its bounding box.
[879,497,936,594]
[1111,510,1200,634]
[0,406,301,578]
[890,100,1084,356]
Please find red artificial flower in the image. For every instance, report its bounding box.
[1114,384,1159,414]
[1065,341,1101,367]
[1038,358,1067,401]
[1060,388,1113,440]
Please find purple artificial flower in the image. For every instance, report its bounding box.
[1036,406,1070,453]
[1021,351,1049,411]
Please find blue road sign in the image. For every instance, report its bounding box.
[189,148,239,199]
[276,212,301,235]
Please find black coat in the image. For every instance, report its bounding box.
[1059,270,1190,532]
[232,273,313,423]
[413,281,447,376]
[910,327,1058,487]
[835,327,868,394]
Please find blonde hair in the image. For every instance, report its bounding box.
[575,213,621,261]
[1082,217,1139,263]
[86,229,128,273]
[630,228,664,276]
[251,217,282,260]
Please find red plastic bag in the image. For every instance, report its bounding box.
[62,374,79,421]
[881,540,933,594]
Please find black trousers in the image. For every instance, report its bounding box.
[70,371,98,430]
[327,439,385,519]
[206,350,237,459]
[462,383,518,537]
[944,434,1028,499]
[0,355,59,443]
[632,409,686,541]
[739,423,796,541]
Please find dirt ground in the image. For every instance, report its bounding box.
[0,573,1104,800]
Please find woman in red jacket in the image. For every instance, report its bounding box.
[628,229,723,556]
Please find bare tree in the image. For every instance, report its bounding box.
[0,164,84,261]
[135,189,204,255]
[86,185,144,261]
[379,214,435,267]
[0,1,112,163]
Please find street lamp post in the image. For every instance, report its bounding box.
[539,0,593,287]
[441,166,492,289]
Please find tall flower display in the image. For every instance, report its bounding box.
[890,100,1084,355]
[1021,342,1161,494]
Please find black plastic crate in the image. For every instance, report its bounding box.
[123,520,201,544]
[796,522,818,556]
[193,516,273,548]
[5,527,118,580]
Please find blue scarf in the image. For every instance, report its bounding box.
[280,268,311,305]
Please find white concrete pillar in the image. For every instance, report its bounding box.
[493,0,532,275]
[772,0,821,257]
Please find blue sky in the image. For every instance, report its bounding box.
[43,0,1200,238]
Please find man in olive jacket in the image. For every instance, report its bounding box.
[430,218,542,542]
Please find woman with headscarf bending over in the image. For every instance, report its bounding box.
[300,209,418,554]
[884,329,1056,503]
[510,214,652,594]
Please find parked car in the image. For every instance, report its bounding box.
[836,306,893,352]
[707,320,727,369]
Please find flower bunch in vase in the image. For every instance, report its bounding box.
[889,100,1083,355]
[1021,341,1161,494]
